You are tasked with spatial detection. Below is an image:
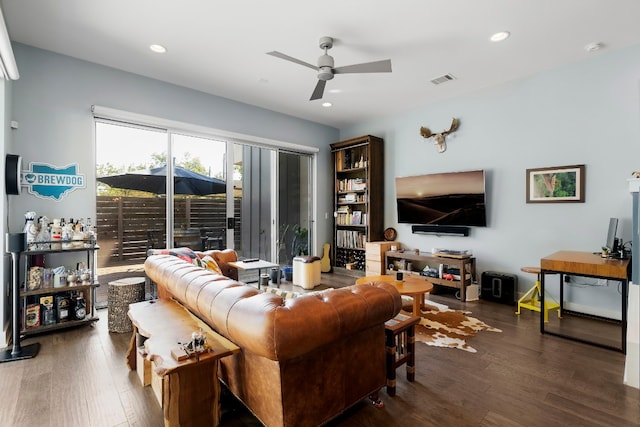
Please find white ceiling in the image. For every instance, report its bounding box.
[4,1,640,129]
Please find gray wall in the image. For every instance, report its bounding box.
[341,43,640,318]
[2,44,339,346]
[8,43,338,252]
[6,41,640,323]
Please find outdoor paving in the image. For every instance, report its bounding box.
[95,262,146,309]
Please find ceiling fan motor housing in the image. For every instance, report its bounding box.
[318,67,334,81]
[317,53,335,81]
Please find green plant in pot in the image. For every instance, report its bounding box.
[292,225,308,257]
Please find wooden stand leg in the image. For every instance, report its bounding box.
[164,361,220,427]
[406,325,416,382]
[125,325,138,371]
[385,329,396,397]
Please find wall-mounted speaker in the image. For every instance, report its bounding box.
[5,154,22,195]
[411,224,470,236]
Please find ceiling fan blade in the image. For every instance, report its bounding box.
[310,80,326,101]
[267,51,318,71]
[333,59,392,74]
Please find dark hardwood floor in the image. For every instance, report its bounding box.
[1,274,638,427]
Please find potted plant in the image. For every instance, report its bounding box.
[601,246,610,258]
[292,225,308,257]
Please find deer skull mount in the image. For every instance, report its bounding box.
[420,118,460,153]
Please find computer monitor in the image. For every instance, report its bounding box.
[605,217,619,252]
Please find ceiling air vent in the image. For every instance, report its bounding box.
[430,74,456,85]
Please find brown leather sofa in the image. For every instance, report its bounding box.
[144,250,402,427]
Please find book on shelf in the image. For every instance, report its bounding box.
[352,178,366,191]
[336,230,367,249]
[351,211,362,225]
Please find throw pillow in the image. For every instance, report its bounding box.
[262,287,331,299]
[263,287,300,299]
[194,255,223,275]
[148,247,197,264]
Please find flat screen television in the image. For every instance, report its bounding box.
[395,169,487,226]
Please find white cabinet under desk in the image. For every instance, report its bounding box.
[384,250,476,301]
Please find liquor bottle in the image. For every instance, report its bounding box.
[72,292,86,320]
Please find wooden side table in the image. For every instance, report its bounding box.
[126,299,240,427]
[384,313,421,396]
[355,274,433,317]
[228,259,279,289]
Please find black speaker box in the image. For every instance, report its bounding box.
[481,271,517,304]
[5,154,22,195]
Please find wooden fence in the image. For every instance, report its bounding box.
[96,196,239,266]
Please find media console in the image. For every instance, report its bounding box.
[385,250,476,301]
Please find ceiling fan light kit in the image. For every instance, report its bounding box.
[267,36,392,101]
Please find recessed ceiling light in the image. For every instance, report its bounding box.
[490,31,510,42]
[328,89,342,94]
[322,102,332,108]
[584,42,603,52]
[149,44,167,53]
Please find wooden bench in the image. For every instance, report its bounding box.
[126,299,240,427]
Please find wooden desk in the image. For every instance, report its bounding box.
[540,250,630,353]
[355,274,434,317]
[126,299,240,427]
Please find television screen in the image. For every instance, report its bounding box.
[395,170,487,226]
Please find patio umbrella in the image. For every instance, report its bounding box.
[97,165,226,196]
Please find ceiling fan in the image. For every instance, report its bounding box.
[267,36,392,101]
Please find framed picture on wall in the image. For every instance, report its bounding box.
[526,164,585,203]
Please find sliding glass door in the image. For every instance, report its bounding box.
[230,144,313,267]
[277,151,312,266]
[95,121,168,265]
[171,133,228,251]
[96,120,314,270]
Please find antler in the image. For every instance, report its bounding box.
[420,118,459,154]
[444,117,459,135]
[419,127,433,139]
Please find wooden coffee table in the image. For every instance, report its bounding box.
[355,274,433,317]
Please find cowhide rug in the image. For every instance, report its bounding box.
[404,299,502,353]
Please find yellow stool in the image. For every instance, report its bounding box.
[516,267,561,322]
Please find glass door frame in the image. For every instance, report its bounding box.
[92,105,319,261]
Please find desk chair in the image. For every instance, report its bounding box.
[516,266,561,322]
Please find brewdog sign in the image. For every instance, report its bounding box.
[21,162,86,201]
